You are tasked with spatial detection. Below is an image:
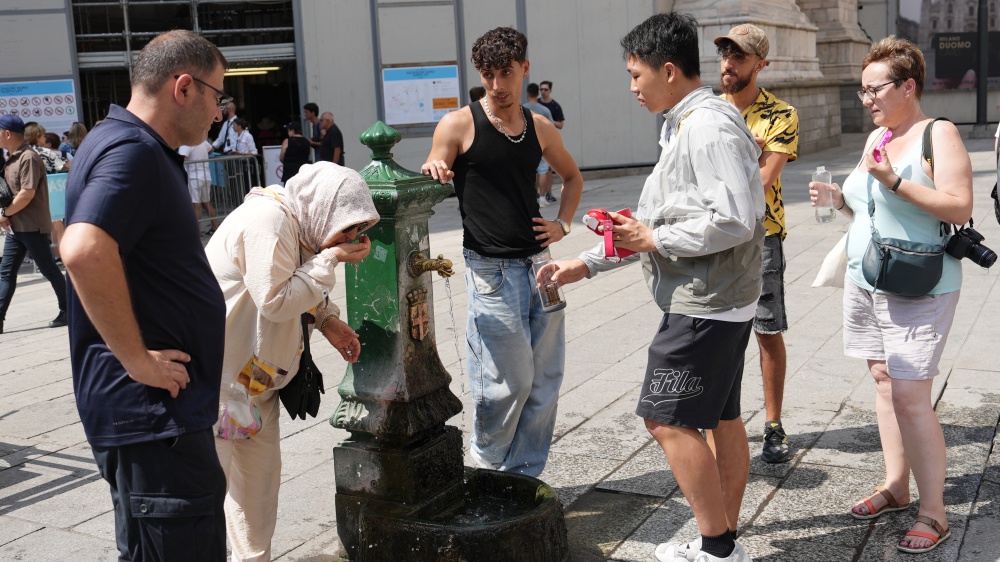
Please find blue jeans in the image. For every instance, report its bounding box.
[0,230,67,322]
[464,248,565,477]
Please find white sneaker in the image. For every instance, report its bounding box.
[654,538,701,562]
[693,542,751,562]
[537,195,549,207]
[468,447,500,470]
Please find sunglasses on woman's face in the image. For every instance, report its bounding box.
[340,221,368,238]
[342,222,369,235]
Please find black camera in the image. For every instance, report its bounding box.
[946,224,997,268]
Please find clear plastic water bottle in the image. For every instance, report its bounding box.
[813,166,836,223]
[530,249,566,313]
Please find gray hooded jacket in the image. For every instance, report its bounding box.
[581,86,766,315]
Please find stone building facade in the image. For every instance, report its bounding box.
[672,0,852,152]
[15,0,988,166]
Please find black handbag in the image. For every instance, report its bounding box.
[991,183,999,226]
[992,148,1000,226]
[861,119,949,297]
[862,227,946,297]
[278,313,326,420]
[0,158,13,208]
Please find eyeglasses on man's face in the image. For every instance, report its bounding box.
[856,80,899,102]
[174,74,233,111]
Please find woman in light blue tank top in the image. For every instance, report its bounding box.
[809,37,973,555]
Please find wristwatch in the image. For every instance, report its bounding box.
[554,218,571,235]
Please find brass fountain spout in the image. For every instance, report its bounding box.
[408,251,455,278]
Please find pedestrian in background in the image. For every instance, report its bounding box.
[61,121,88,159]
[214,101,239,154]
[317,111,345,166]
[523,82,555,208]
[24,122,70,173]
[0,113,68,335]
[303,102,322,150]
[179,136,220,234]
[537,80,564,129]
[279,120,311,184]
[232,118,258,156]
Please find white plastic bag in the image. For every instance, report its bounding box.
[217,384,262,440]
[812,233,848,289]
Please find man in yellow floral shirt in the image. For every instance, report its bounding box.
[716,24,799,464]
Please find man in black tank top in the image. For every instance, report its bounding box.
[422,27,583,477]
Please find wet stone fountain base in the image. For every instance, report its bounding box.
[355,468,569,562]
[335,427,569,561]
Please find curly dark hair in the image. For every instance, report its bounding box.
[471,27,527,71]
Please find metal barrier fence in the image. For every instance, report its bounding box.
[185,154,262,230]
[12,157,260,276]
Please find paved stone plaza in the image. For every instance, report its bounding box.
[2,132,999,561]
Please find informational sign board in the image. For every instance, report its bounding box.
[382,65,460,125]
[0,80,79,135]
[48,173,68,222]
[262,146,283,186]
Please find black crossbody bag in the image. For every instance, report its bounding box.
[0,158,13,208]
[278,313,326,420]
[991,147,1000,225]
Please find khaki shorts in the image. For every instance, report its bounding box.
[842,281,959,380]
[189,178,211,203]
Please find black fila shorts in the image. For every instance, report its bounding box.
[635,313,753,429]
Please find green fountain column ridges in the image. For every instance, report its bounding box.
[331,122,467,559]
[331,121,463,440]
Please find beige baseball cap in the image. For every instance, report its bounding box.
[714,24,769,60]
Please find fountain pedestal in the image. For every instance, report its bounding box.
[331,122,569,561]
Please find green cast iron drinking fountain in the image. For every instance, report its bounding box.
[330,122,569,561]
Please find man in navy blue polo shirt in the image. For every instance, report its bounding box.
[60,30,230,561]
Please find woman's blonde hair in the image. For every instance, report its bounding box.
[862,36,925,99]
[67,121,88,148]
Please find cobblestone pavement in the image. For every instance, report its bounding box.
[2,131,999,562]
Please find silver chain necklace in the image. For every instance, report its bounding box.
[482,98,527,143]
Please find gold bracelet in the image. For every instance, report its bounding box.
[318,315,333,333]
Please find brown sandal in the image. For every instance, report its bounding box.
[897,515,950,554]
[850,486,910,520]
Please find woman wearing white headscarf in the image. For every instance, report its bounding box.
[206,162,378,561]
